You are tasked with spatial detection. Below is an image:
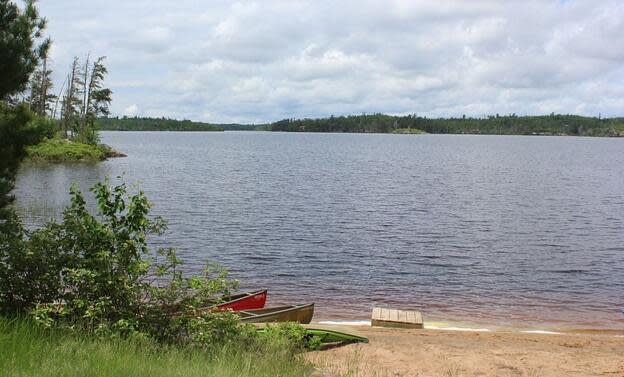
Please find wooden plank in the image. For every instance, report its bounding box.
[372,307,381,321]
[414,311,423,324]
[371,307,423,329]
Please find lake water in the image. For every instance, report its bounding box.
[14,132,624,331]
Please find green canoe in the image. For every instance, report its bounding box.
[303,325,369,349]
[256,323,368,350]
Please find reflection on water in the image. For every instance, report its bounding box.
[14,132,624,329]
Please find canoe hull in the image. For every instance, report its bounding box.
[214,290,268,311]
[255,324,368,349]
[239,304,314,324]
[303,326,369,349]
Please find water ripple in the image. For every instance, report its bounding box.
[13,132,624,330]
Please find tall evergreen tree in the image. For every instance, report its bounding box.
[0,0,50,101]
[0,0,49,223]
[28,56,56,116]
[78,56,112,144]
[85,57,112,118]
[60,57,82,138]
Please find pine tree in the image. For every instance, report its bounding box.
[28,56,56,116]
[0,0,50,222]
[0,0,50,101]
[80,56,112,144]
[60,57,83,138]
[58,55,112,144]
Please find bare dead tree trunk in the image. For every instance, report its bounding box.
[85,64,95,121]
[63,72,71,138]
[63,59,79,139]
[80,54,90,133]
[52,76,67,120]
[39,56,48,116]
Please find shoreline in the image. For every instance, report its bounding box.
[313,317,624,337]
[307,326,624,377]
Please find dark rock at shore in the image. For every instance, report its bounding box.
[106,149,128,158]
[99,144,127,158]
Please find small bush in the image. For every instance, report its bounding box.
[26,138,106,162]
[0,179,258,349]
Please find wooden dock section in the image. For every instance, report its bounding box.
[371,307,423,329]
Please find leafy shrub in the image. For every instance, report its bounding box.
[0,211,67,315]
[0,179,250,348]
[256,322,324,351]
[26,138,106,161]
[73,123,101,145]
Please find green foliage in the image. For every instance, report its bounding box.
[0,318,313,377]
[26,137,106,162]
[219,123,268,131]
[97,116,225,131]
[0,212,67,317]
[0,0,50,100]
[256,322,328,351]
[56,55,111,146]
[73,124,101,145]
[392,128,426,134]
[84,56,112,118]
[256,322,308,350]
[28,57,55,116]
[271,113,624,137]
[0,179,261,350]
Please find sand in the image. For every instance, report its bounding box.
[307,326,624,377]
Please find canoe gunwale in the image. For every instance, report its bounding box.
[214,289,268,308]
[239,303,314,324]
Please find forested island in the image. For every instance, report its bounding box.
[269,114,624,137]
[97,116,262,131]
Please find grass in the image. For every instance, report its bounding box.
[0,318,312,377]
[309,345,393,377]
[26,138,106,162]
[391,128,427,135]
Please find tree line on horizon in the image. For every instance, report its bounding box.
[97,116,268,131]
[270,113,624,136]
[98,113,624,137]
[97,116,224,131]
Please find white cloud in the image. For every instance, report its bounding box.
[123,104,139,117]
[38,0,624,123]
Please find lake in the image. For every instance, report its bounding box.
[14,132,624,330]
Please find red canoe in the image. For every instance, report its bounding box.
[213,289,268,311]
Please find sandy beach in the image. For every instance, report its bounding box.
[308,326,624,377]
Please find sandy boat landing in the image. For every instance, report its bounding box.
[307,326,624,377]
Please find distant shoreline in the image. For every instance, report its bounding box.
[100,129,624,138]
[98,113,624,137]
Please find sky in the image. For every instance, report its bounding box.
[38,0,624,124]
